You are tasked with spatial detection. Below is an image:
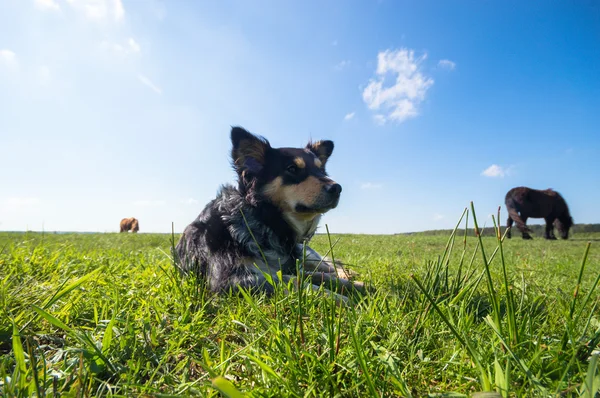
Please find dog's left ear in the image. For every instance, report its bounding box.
[306,140,334,167]
[231,126,270,176]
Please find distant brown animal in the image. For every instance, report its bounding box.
[120,217,139,233]
[505,187,573,240]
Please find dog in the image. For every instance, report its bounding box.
[175,126,365,302]
[120,217,139,233]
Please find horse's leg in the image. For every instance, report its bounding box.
[545,217,557,240]
[520,216,533,239]
[506,217,513,239]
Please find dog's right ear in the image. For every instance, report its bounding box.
[231,127,270,176]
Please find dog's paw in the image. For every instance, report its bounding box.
[323,257,358,279]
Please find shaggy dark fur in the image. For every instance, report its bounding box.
[120,217,139,233]
[175,127,364,302]
[505,187,573,240]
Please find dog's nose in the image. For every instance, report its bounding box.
[325,183,342,195]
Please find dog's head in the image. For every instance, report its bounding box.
[231,126,342,219]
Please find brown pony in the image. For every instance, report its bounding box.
[505,187,573,240]
[120,217,139,233]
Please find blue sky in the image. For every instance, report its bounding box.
[1,0,599,234]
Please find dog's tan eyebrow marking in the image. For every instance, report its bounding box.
[314,158,322,168]
[294,157,306,168]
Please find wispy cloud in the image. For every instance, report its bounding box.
[373,114,386,125]
[138,74,162,94]
[362,48,434,124]
[344,112,355,121]
[437,59,456,70]
[433,213,445,221]
[0,49,18,70]
[360,182,383,190]
[481,164,513,178]
[65,0,125,21]
[133,200,166,206]
[334,60,350,71]
[180,198,199,205]
[34,0,61,11]
[100,37,141,55]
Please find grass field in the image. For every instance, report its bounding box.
[1,208,600,397]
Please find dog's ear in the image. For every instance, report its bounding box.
[306,140,334,167]
[231,127,270,176]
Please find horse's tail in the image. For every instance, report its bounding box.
[505,197,531,232]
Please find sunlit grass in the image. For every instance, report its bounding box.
[1,208,599,396]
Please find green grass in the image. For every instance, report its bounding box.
[1,208,600,397]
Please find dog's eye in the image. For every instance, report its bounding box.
[286,165,298,174]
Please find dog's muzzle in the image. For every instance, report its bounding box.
[295,183,342,213]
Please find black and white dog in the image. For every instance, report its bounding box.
[175,127,365,301]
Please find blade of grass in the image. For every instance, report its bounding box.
[470,202,502,334]
[11,320,27,391]
[212,376,245,398]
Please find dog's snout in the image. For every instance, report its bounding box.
[325,183,342,196]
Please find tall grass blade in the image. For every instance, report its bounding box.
[470,202,502,334]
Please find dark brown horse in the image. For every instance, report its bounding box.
[120,217,139,233]
[505,187,573,240]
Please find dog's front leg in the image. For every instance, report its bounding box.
[296,244,358,280]
[296,244,343,273]
[280,274,349,305]
[308,272,366,295]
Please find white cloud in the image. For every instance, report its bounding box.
[438,59,456,70]
[362,48,434,124]
[433,213,445,221]
[334,60,350,71]
[65,0,125,21]
[344,112,355,121]
[180,198,199,205]
[133,200,166,206]
[0,49,18,70]
[138,74,162,94]
[34,0,61,11]
[360,182,383,190]
[481,164,508,178]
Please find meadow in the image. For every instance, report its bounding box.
[1,208,600,397]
